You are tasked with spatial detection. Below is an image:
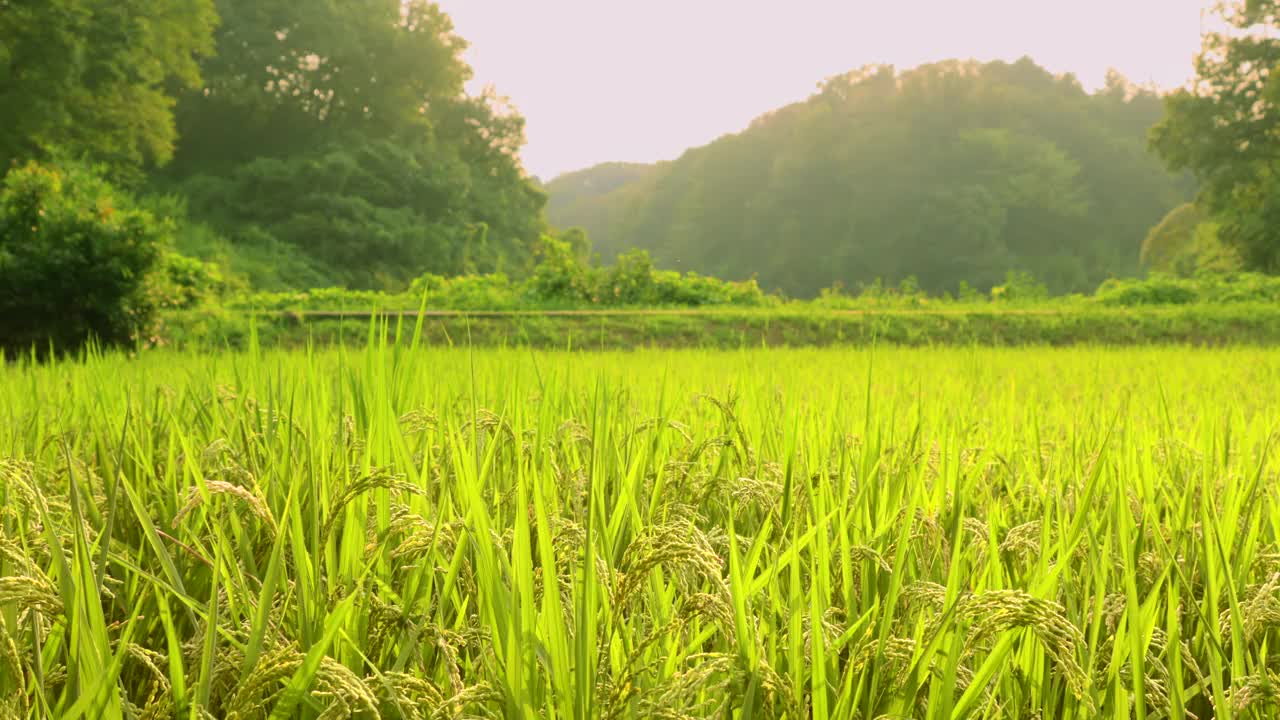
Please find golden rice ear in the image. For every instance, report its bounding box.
[363,671,444,720]
[0,614,26,706]
[320,468,426,547]
[1219,573,1280,647]
[959,590,1094,712]
[0,576,62,617]
[173,480,275,533]
[1229,671,1280,715]
[221,644,381,720]
[615,522,727,611]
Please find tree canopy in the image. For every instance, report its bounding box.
[1150,0,1280,272]
[160,0,546,289]
[0,161,171,354]
[0,0,218,183]
[548,59,1191,296]
[1,0,548,293]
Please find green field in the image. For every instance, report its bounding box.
[2,343,1279,718]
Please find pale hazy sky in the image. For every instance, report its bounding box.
[437,1,1214,180]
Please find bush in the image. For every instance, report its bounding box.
[148,251,226,311]
[957,281,984,303]
[600,249,657,304]
[1094,275,1199,306]
[528,236,593,304]
[812,282,859,309]
[0,161,169,355]
[992,270,1049,303]
[1199,273,1280,303]
[222,239,780,314]
[811,278,935,309]
[1090,272,1280,306]
[410,273,520,310]
[1141,204,1244,277]
[726,276,773,307]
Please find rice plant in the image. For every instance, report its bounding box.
[0,337,1277,718]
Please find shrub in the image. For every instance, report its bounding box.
[957,280,984,303]
[410,273,519,310]
[992,270,1049,303]
[229,242,781,314]
[148,251,226,311]
[1140,204,1243,277]
[0,161,169,355]
[1192,273,1280,304]
[813,282,858,309]
[726,276,773,307]
[1094,275,1199,306]
[600,249,658,305]
[528,236,592,304]
[1090,272,1280,306]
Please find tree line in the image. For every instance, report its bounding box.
[3,0,548,285]
[1,0,552,352]
[548,59,1193,297]
[3,0,1280,353]
[548,3,1280,298]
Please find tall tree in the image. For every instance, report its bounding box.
[165,0,546,289]
[1151,0,1280,270]
[0,0,217,182]
[168,0,469,174]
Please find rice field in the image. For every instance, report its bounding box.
[1,339,1279,718]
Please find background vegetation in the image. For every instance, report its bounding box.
[2,0,1280,354]
[7,3,1280,718]
[548,61,1194,297]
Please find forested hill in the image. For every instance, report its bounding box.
[547,58,1193,297]
[545,162,657,226]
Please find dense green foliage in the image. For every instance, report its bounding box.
[1139,203,1242,277]
[1151,0,1280,272]
[0,0,218,184]
[149,271,1280,350]
[148,249,227,313]
[1140,204,1205,272]
[0,162,172,355]
[160,0,547,290]
[209,259,1280,314]
[9,6,1280,715]
[0,0,548,294]
[1094,271,1280,305]
[225,241,771,313]
[3,345,1280,718]
[547,60,1191,297]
